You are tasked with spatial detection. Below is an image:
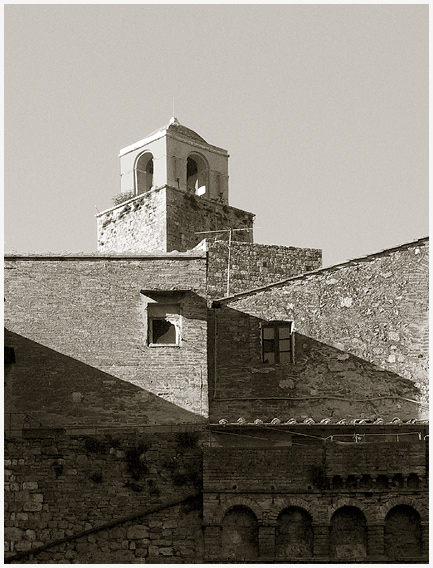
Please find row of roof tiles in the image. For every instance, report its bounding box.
[216,417,428,426]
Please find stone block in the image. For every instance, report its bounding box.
[127,525,150,540]
[14,541,32,552]
[4,527,23,541]
[23,482,38,490]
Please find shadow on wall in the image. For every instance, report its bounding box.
[5,330,207,433]
[208,306,425,422]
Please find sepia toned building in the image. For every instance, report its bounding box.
[4,120,428,563]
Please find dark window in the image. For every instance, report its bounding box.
[151,319,177,344]
[262,322,293,364]
[147,303,180,346]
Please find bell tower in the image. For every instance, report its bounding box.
[96,118,254,253]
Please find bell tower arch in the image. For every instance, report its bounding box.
[96,117,254,253]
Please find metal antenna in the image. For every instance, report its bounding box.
[172,97,175,117]
[194,227,257,296]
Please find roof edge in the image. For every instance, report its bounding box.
[213,236,429,305]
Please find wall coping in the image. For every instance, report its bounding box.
[4,251,206,260]
[213,236,429,304]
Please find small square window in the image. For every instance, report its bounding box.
[147,304,180,346]
[261,321,294,364]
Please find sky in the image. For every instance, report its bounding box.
[4,4,428,267]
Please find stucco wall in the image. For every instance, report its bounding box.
[209,239,428,422]
[4,254,208,429]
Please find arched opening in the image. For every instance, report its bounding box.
[330,506,367,561]
[407,473,420,490]
[359,474,373,489]
[135,152,154,195]
[376,474,389,489]
[276,507,313,559]
[384,505,422,559]
[331,475,343,489]
[221,506,258,561]
[187,154,208,196]
[392,474,404,488]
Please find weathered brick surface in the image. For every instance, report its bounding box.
[4,431,204,563]
[209,240,428,422]
[4,254,208,428]
[206,240,322,298]
[97,186,254,253]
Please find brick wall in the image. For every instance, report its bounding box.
[4,254,208,429]
[4,430,204,563]
[209,239,428,422]
[206,240,322,298]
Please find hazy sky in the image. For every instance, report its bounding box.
[4,4,428,266]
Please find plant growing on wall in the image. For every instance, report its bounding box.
[112,190,134,206]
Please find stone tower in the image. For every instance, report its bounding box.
[96,118,255,253]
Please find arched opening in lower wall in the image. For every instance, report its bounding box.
[221,505,258,561]
[330,506,367,561]
[384,505,422,559]
[276,507,313,559]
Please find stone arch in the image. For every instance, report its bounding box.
[186,152,208,196]
[329,505,368,561]
[327,497,375,525]
[384,504,422,559]
[134,151,154,195]
[221,505,258,561]
[271,497,317,524]
[213,496,263,525]
[276,506,314,559]
[378,497,427,523]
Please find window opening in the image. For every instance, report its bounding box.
[135,152,154,195]
[147,304,180,346]
[262,321,293,364]
[187,154,207,196]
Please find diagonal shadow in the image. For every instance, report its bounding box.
[5,329,207,431]
[208,306,426,423]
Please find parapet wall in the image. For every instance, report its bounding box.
[97,189,167,252]
[96,186,255,254]
[166,187,254,252]
[207,240,322,298]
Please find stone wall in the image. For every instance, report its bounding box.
[202,426,428,562]
[4,253,208,429]
[5,430,205,563]
[165,187,254,253]
[96,186,255,254]
[209,239,428,422]
[206,240,322,298]
[97,189,167,252]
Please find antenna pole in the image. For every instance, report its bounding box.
[226,228,232,297]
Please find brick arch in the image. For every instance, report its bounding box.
[378,497,427,523]
[327,498,374,525]
[269,497,317,524]
[213,496,263,525]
